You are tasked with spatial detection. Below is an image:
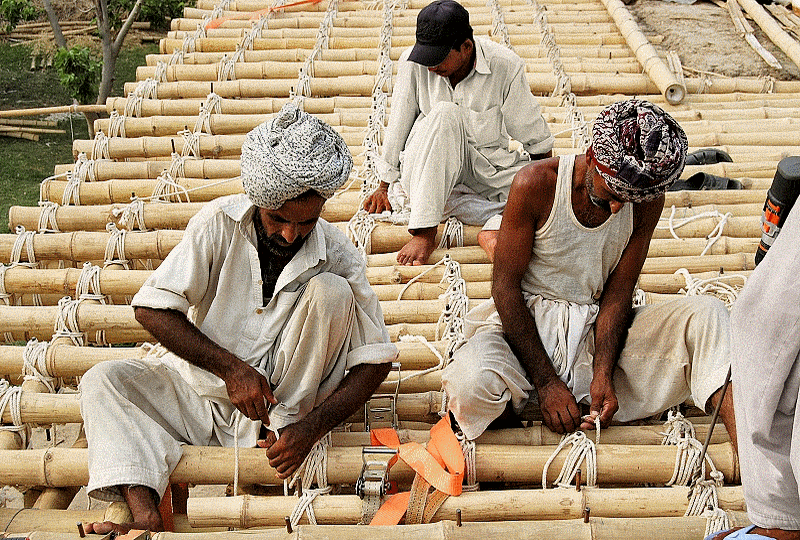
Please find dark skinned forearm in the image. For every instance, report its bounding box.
[297,362,393,439]
[134,306,240,378]
[493,279,561,391]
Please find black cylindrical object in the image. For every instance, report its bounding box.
[756,156,800,265]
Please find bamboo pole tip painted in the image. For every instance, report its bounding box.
[665,82,686,105]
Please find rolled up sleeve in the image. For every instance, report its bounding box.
[131,209,217,315]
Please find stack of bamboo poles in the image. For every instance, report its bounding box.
[2,0,792,535]
[0,118,64,141]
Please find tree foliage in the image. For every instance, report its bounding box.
[54,46,102,104]
[0,0,40,32]
[103,0,189,32]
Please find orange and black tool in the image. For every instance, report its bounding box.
[756,156,800,265]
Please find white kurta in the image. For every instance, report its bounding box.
[80,194,398,501]
[731,202,800,530]
[378,37,553,229]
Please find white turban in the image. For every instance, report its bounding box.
[241,103,353,209]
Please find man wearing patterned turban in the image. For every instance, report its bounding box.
[443,100,737,453]
[80,104,397,534]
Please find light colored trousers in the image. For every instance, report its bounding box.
[400,102,524,230]
[442,296,730,441]
[731,204,800,530]
[80,274,355,502]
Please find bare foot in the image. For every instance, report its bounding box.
[397,227,437,266]
[84,519,161,535]
[478,230,499,262]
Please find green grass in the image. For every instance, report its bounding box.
[0,42,159,233]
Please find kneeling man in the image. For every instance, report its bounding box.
[80,104,397,533]
[443,100,737,449]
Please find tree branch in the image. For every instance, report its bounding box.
[41,0,67,48]
[113,0,146,54]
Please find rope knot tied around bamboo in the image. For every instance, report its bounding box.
[541,422,600,489]
[112,199,149,232]
[284,433,332,528]
[0,379,26,448]
[657,206,732,255]
[22,338,57,394]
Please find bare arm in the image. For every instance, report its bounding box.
[264,361,392,478]
[492,159,582,434]
[134,307,277,425]
[580,195,664,430]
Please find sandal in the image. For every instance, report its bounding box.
[685,148,734,166]
[668,172,742,191]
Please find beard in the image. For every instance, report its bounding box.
[585,167,611,213]
[263,232,305,260]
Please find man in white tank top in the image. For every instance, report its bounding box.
[443,100,737,455]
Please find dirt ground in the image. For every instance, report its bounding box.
[630,0,800,80]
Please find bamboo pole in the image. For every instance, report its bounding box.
[0,441,739,487]
[52,158,242,180]
[0,389,445,426]
[186,486,744,528]
[0,230,181,263]
[638,271,751,294]
[7,515,754,540]
[0,340,448,381]
[736,0,800,70]
[0,105,107,119]
[598,0,685,103]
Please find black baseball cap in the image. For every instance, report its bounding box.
[408,0,472,67]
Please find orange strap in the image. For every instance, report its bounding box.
[369,417,464,525]
[205,0,323,30]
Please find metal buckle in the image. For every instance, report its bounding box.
[355,446,397,499]
[364,362,401,431]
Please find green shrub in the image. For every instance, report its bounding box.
[54,46,102,104]
[101,0,193,32]
[0,0,40,32]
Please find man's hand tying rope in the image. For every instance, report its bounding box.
[363,182,393,214]
[537,378,582,434]
[260,419,317,479]
[580,374,618,431]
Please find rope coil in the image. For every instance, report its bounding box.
[22,339,57,394]
[675,268,746,309]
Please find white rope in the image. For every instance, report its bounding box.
[60,171,81,205]
[675,268,746,310]
[437,217,464,249]
[287,433,332,528]
[53,297,86,346]
[91,131,110,160]
[76,262,105,302]
[0,265,15,341]
[632,287,647,307]
[37,201,60,233]
[10,226,36,267]
[124,78,158,118]
[74,152,97,182]
[541,430,597,488]
[347,209,376,258]
[397,335,446,384]
[108,110,126,138]
[457,434,479,492]
[660,409,696,445]
[112,198,148,231]
[153,60,168,84]
[656,207,732,256]
[22,339,57,394]
[151,171,191,203]
[488,0,513,50]
[433,256,469,358]
[103,223,130,269]
[218,52,240,82]
[179,128,202,158]
[168,48,185,66]
[661,411,723,488]
[0,379,26,448]
[703,507,731,538]
[168,152,189,179]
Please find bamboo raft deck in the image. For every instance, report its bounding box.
[2,0,796,535]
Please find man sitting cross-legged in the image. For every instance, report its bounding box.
[79,104,397,534]
[442,99,737,452]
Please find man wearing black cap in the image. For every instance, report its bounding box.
[362,0,553,266]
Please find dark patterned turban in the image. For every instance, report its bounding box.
[591,99,688,203]
[241,103,353,209]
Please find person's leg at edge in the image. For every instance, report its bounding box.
[477,229,499,262]
[709,382,737,456]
